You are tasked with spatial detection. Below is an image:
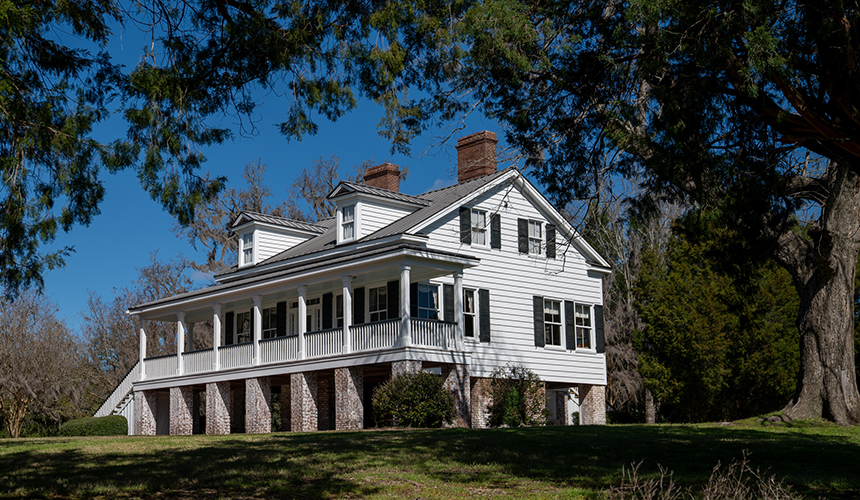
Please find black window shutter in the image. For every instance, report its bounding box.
[410,282,418,317]
[479,289,491,342]
[595,305,605,353]
[387,280,399,320]
[354,287,365,324]
[443,284,454,321]
[518,218,528,253]
[225,311,234,345]
[533,295,545,347]
[459,206,471,244]
[564,300,575,350]
[490,213,501,249]
[322,293,333,330]
[546,224,556,259]
[276,301,286,337]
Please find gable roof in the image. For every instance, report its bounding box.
[217,166,609,282]
[231,211,327,233]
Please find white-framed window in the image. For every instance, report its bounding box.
[262,306,277,339]
[306,297,321,332]
[544,299,562,346]
[464,289,476,338]
[336,294,344,328]
[342,204,355,241]
[416,283,440,320]
[236,311,251,343]
[288,301,298,336]
[528,220,542,254]
[471,209,487,245]
[240,232,254,265]
[369,285,388,322]
[575,303,592,349]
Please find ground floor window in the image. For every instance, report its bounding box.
[369,285,388,322]
[575,304,592,349]
[262,306,277,339]
[416,283,439,320]
[544,299,562,346]
[236,311,251,343]
[464,289,476,337]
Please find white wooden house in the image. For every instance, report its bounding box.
[95,131,610,435]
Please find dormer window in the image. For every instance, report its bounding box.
[240,232,254,266]
[341,204,355,241]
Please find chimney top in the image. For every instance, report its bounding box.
[456,131,498,183]
[364,162,401,192]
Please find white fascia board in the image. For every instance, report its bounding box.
[231,220,322,237]
[130,242,476,319]
[512,174,612,270]
[410,168,520,234]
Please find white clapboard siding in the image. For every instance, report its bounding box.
[257,230,313,261]
[360,200,414,238]
[423,182,607,385]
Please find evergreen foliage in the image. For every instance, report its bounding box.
[58,415,127,437]
[635,217,799,422]
[487,363,548,427]
[372,371,454,428]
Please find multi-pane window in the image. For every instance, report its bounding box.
[336,294,344,327]
[342,204,355,240]
[262,306,277,339]
[471,209,486,245]
[236,311,251,343]
[369,285,388,322]
[544,299,562,346]
[528,221,542,254]
[289,301,298,336]
[416,283,440,320]
[575,304,592,349]
[241,233,254,265]
[464,289,476,337]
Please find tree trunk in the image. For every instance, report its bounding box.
[777,164,860,425]
[644,388,656,424]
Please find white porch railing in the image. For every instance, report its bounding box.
[94,361,140,417]
[306,328,343,358]
[350,319,399,351]
[138,318,459,381]
[145,354,178,378]
[260,335,299,364]
[183,349,213,374]
[411,319,456,349]
[220,342,253,369]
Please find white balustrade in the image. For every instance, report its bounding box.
[306,328,343,358]
[350,319,399,352]
[145,355,178,379]
[411,319,456,349]
[260,335,299,364]
[183,349,214,375]
[219,343,253,370]
[94,361,141,417]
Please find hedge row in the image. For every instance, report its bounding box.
[58,415,127,437]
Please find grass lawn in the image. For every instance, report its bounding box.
[1,420,858,499]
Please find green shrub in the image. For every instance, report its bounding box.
[58,415,127,437]
[487,363,548,427]
[372,370,455,428]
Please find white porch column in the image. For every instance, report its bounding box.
[298,285,307,360]
[213,304,222,371]
[453,271,464,350]
[253,295,262,365]
[177,311,186,375]
[400,265,412,347]
[139,318,148,381]
[342,276,353,354]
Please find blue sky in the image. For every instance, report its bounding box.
[43,95,509,332]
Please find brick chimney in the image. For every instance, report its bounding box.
[456,131,498,183]
[364,162,401,192]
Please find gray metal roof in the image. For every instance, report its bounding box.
[328,181,431,206]
[231,211,327,233]
[214,168,514,283]
[129,241,478,312]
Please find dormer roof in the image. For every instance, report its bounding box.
[327,181,430,207]
[231,211,327,234]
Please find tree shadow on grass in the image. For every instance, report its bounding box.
[0,425,857,499]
